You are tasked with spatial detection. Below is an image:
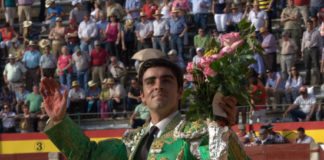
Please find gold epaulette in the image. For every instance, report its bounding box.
[174,119,208,140]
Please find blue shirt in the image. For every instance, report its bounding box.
[266,72,285,89]
[16,90,30,101]
[47,6,63,22]
[249,53,264,74]
[125,0,141,19]
[22,50,41,69]
[121,26,135,42]
[191,0,211,14]
[96,20,109,40]
[169,17,187,34]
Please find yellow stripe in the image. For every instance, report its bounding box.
[0,137,121,154]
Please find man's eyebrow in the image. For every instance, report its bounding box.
[143,74,175,82]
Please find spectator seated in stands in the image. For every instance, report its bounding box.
[3,54,27,93]
[168,49,185,71]
[108,56,127,87]
[129,103,150,129]
[249,77,266,124]
[36,103,48,132]
[193,28,209,58]
[68,81,87,114]
[106,78,127,118]
[0,22,19,58]
[126,78,141,113]
[15,84,29,114]
[263,123,286,144]
[192,47,204,64]
[283,86,317,122]
[86,80,101,113]
[8,39,25,62]
[17,104,34,133]
[226,4,243,32]
[255,126,275,145]
[45,0,65,30]
[0,86,16,110]
[23,21,40,46]
[0,104,16,133]
[237,124,251,145]
[296,127,315,144]
[100,79,111,119]
[265,69,286,110]
[285,66,302,104]
[24,85,43,114]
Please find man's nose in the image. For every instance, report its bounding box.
[153,79,163,90]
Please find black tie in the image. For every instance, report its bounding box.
[140,126,159,160]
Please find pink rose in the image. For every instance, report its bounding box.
[219,46,234,55]
[185,74,193,82]
[220,32,240,47]
[186,62,194,73]
[203,67,217,77]
[219,39,244,55]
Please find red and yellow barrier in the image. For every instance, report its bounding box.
[1,121,324,155]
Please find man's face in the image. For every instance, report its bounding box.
[259,133,267,140]
[3,105,10,113]
[100,14,106,21]
[95,44,101,50]
[198,29,204,36]
[168,54,177,60]
[307,22,313,31]
[254,5,259,11]
[131,80,139,89]
[297,131,305,139]
[19,86,24,92]
[9,58,15,64]
[140,67,183,115]
[155,15,161,20]
[197,50,204,57]
[22,107,29,113]
[33,86,39,94]
[141,16,146,22]
[283,35,288,41]
[239,129,245,135]
[311,18,318,27]
[29,46,35,51]
[288,0,293,7]
[267,72,274,79]
[44,47,50,53]
[84,15,90,21]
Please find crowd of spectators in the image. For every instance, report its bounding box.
[238,124,315,146]
[1,0,324,133]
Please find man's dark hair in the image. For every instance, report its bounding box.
[297,127,305,133]
[310,16,318,21]
[307,19,313,24]
[138,58,183,91]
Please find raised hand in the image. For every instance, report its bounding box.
[39,77,68,125]
[218,96,237,126]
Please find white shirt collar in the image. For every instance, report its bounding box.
[149,111,179,138]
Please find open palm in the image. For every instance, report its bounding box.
[40,77,68,124]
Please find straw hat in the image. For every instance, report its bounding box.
[106,78,115,84]
[168,49,177,56]
[231,3,238,9]
[88,80,97,87]
[259,27,267,34]
[55,17,62,22]
[38,39,51,48]
[28,40,37,46]
[23,21,32,28]
[8,54,16,59]
[253,0,259,6]
[153,10,163,16]
[139,12,146,17]
[72,81,79,87]
[171,8,180,13]
[45,0,55,8]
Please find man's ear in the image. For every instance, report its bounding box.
[140,91,146,105]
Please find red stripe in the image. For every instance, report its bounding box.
[232,121,324,132]
[0,129,128,141]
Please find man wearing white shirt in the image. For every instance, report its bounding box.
[135,12,153,50]
[3,54,27,93]
[283,86,317,122]
[78,13,98,54]
[248,2,268,41]
[152,10,169,55]
[296,127,315,144]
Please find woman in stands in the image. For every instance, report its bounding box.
[285,66,303,103]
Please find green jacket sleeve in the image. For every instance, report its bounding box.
[44,116,128,160]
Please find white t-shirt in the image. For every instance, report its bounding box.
[1,112,16,128]
[3,62,27,82]
[296,135,315,144]
[192,55,201,64]
[109,84,126,99]
[68,88,86,99]
[293,95,316,114]
[248,9,268,31]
